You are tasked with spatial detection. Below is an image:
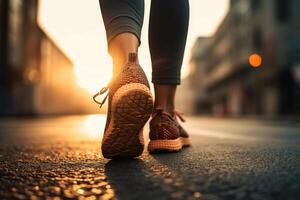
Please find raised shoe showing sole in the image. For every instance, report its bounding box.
[94,53,153,159]
[101,83,153,159]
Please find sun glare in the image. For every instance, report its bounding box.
[73,58,112,94]
[82,115,106,139]
[39,0,229,94]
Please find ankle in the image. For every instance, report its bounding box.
[153,85,177,117]
[153,105,175,116]
[108,33,139,76]
[112,52,139,76]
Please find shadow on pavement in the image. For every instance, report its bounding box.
[104,148,200,200]
[105,158,173,200]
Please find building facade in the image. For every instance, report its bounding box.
[0,0,93,115]
[188,0,300,116]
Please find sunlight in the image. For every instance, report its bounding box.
[73,59,112,94]
[82,115,106,140]
[38,0,229,94]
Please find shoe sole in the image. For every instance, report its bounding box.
[180,137,191,147]
[102,83,153,159]
[148,138,182,153]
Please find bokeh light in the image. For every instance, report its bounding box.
[249,53,262,68]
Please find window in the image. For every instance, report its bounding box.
[276,0,291,22]
[253,28,262,50]
[251,0,261,12]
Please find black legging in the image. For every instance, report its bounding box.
[99,0,189,85]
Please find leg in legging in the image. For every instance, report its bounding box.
[149,0,190,115]
[99,0,144,76]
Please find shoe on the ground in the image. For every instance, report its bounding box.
[148,109,191,153]
[93,53,153,159]
[175,111,191,147]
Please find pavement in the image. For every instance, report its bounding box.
[0,115,300,200]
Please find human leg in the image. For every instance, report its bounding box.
[148,0,191,152]
[98,0,153,159]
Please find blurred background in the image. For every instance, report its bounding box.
[0,0,299,117]
[2,2,300,199]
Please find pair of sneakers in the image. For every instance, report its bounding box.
[93,53,191,159]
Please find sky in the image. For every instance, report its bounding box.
[39,0,229,94]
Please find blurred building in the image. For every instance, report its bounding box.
[187,0,300,116]
[0,0,94,116]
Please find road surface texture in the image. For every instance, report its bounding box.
[0,115,300,200]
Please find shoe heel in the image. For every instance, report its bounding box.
[180,137,191,147]
[102,83,153,159]
[148,138,182,153]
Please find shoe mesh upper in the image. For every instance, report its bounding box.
[149,110,180,140]
[103,53,150,133]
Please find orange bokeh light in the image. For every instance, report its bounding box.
[249,54,262,68]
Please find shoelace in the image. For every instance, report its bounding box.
[93,62,137,108]
[154,109,186,122]
[174,110,186,122]
[93,80,113,108]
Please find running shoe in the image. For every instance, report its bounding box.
[148,109,190,153]
[93,52,153,159]
[175,110,191,147]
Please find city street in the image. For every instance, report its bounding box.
[0,115,300,200]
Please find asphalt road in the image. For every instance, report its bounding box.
[0,115,300,200]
